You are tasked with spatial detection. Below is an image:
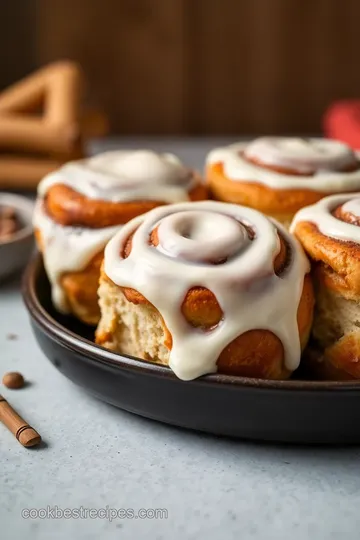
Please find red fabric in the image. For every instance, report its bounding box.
[323,100,360,149]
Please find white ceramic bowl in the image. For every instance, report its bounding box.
[0,193,34,282]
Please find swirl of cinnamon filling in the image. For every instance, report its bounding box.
[244,137,358,175]
[207,137,359,190]
[41,150,205,228]
[333,198,360,227]
[103,201,310,380]
[33,150,207,314]
[206,138,360,225]
[291,193,360,296]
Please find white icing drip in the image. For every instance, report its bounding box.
[38,150,195,203]
[33,201,121,313]
[34,149,201,313]
[104,201,309,381]
[207,138,360,192]
[291,192,360,244]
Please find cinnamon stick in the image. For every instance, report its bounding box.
[0,61,84,120]
[45,62,84,125]
[0,65,50,114]
[0,116,80,154]
[0,395,41,447]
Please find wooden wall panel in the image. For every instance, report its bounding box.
[36,0,186,134]
[184,0,360,134]
[0,1,36,89]
[19,0,360,134]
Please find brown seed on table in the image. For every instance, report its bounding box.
[2,372,25,389]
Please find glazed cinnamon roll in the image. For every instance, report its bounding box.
[292,193,360,380]
[96,201,314,380]
[33,150,207,324]
[206,137,360,227]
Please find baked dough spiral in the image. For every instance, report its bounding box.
[33,150,207,324]
[206,137,360,227]
[96,201,314,380]
[291,193,360,379]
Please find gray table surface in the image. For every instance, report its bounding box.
[1,138,360,540]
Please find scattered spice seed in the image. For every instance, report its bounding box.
[2,372,25,389]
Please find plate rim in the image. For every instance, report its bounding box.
[22,253,360,392]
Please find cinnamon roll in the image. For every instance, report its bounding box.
[33,150,207,324]
[206,137,360,227]
[292,193,360,380]
[96,201,314,380]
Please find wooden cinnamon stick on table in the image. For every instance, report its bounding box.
[0,116,80,154]
[44,62,84,126]
[0,61,84,120]
[0,62,108,189]
[0,395,41,447]
[0,62,83,155]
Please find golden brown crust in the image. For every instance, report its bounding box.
[60,251,103,325]
[102,248,314,378]
[45,175,207,228]
[293,221,360,298]
[322,332,360,379]
[181,287,223,329]
[294,206,360,380]
[306,333,360,381]
[217,274,313,378]
[216,330,289,379]
[35,225,102,324]
[206,161,329,217]
[37,171,207,324]
[100,269,313,379]
[121,223,289,312]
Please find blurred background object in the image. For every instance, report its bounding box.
[2,0,359,135]
[0,61,108,189]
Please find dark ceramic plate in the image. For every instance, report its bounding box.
[23,254,360,444]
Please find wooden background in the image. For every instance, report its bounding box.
[1,0,360,134]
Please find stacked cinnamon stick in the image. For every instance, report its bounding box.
[0,61,108,190]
